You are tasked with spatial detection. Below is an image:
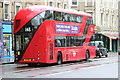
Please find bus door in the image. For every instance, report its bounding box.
[15,32,32,62]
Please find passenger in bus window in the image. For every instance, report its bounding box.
[63,13,68,22]
[55,12,62,21]
[55,39,61,47]
[45,11,53,20]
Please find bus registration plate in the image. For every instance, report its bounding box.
[24,59,31,61]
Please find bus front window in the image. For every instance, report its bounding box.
[25,37,30,46]
[16,35,22,51]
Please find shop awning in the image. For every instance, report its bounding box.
[103,34,119,39]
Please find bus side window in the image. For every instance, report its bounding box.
[86,17,93,25]
[71,14,77,23]
[54,11,62,21]
[84,17,91,34]
[63,13,67,22]
[55,39,61,47]
[76,15,82,23]
[31,11,45,30]
[45,10,53,20]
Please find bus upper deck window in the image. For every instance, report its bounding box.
[54,11,62,21]
[87,17,93,25]
[55,39,61,47]
[31,11,45,29]
[44,11,53,20]
[31,15,40,27]
[71,14,77,22]
[76,16,82,23]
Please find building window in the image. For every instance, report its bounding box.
[57,3,60,8]
[101,13,103,25]
[26,3,33,7]
[4,4,9,19]
[85,0,94,6]
[49,2,53,6]
[64,4,67,9]
[87,0,92,6]
[101,0,103,5]
[112,1,114,8]
[72,0,77,5]
[15,3,22,15]
[4,3,11,20]
[106,14,108,27]
[112,15,114,26]
[16,6,20,13]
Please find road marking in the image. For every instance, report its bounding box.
[27,60,118,78]
[14,68,41,73]
[46,71,72,76]
[3,55,118,78]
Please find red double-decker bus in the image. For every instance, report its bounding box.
[13,5,96,65]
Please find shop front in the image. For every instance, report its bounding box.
[0,20,3,61]
[95,33,118,52]
[2,22,14,63]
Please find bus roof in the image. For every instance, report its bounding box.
[24,5,92,17]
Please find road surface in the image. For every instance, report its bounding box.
[1,52,118,78]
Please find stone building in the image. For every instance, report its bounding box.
[0,0,69,21]
[69,0,119,52]
[0,0,69,63]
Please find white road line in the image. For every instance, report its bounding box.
[46,71,72,76]
[14,68,41,73]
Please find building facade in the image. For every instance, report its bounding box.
[69,0,119,52]
[0,0,69,63]
[95,0,118,52]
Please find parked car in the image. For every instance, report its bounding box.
[89,41,108,58]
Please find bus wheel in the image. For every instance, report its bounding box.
[99,55,101,58]
[105,54,108,57]
[57,53,62,65]
[98,52,102,58]
[85,50,90,62]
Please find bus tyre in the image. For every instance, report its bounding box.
[105,54,108,57]
[99,55,101,58]
[57,53,62,65]
[85,50,89,62]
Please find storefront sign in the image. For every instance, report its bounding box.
[2,22,14,63]
[3,24,12,33]
[56,24,80,34]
